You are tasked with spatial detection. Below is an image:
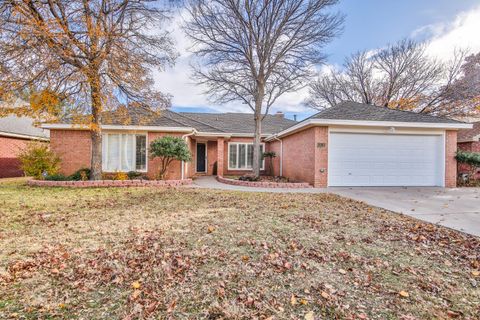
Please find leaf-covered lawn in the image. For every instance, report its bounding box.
[0,180,479,319]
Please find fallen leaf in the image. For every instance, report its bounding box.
[305,311,314,320]
[399,290,409,298]
[321,291,330,299]
[300,298,308,305]
[131,289,141,300]
[471,270,480,277]
[207,226,215,233]
[242,255,249,262]
[167,299,177,313]
[338,269,347,275]
[447,310,461,318]
[132,281,141,289]
[290,294,297,305]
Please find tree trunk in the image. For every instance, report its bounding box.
[89,74,103,180]
[252,82,265,178]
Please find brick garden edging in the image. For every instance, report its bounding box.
[28,179,192,188]
[216,176,311,188]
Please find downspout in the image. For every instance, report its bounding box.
[182,130,196,180]
[272,136,283,176]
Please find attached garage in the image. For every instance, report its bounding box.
[267,102,473,188]
[328,132,444,187]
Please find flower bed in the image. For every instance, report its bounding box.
[28,179,192,188]
[217,176,311,188]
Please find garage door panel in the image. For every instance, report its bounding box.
[328,133,443,187]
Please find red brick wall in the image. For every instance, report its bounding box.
[185,136,195,178]
[313,127,328,187]
[281,127,319,186]
[0,136,30,178]
[445,130,458,188]
[267,140,281,176]
[50,129,91,175]
[148,132,184,180]
[217,138,224,176]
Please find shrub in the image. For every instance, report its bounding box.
[127,171,143,180]
[150,136,192,179]
[456,150,480,181]
[18,142,61,179]
[239,173,259,182]
[114,172,129,180]
[69,168,91,181]
[44,173,69,181]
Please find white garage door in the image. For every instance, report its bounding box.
[328,133,444,187]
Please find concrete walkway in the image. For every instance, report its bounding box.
[193,177,480,237]
[331,187,480,237]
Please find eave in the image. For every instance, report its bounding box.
[266,119,473,141]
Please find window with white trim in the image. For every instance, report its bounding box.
[228,143,264,170]
[102,133,147,172]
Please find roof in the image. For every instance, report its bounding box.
[101,107,221,133]
[310,101,463,124]
[179,112,296,134]
[52,106,297,135]
[0,115,50,140]
[458,122,480,142]
[267,101,471,140]
[0,99,49,140]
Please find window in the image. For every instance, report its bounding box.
[102,133,147,172]
[228,143,264,170]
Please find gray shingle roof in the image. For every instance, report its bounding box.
[0,99,49,139]
[101,107,221,132]
[179,112,297,134]
[0,115,49,139]
[311,101,463,124]
[99,106,297,134]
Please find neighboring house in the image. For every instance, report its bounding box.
[457,121,480,179]
[0,115,50,178]
[42,102,470,187]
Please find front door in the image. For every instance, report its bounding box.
[196,143,207,173]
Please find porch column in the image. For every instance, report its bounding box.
[217,137,224,177]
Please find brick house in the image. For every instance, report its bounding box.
[457,121,480,179]
[42,102,471,187]
[0,114,50,178]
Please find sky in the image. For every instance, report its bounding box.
[154,0,480,121]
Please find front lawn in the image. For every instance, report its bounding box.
[0,180,479,319]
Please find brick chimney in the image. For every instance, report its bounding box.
[274,111,284,118]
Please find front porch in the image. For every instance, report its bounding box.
[185,136,270,179]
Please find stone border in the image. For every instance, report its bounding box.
[28,179,192,188]
[217,176,311,188]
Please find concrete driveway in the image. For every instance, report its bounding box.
[330,187,480,237]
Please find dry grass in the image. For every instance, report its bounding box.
[0,181,479,319]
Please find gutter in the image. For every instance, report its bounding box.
[41,123,195,133]
[0,131,49,141]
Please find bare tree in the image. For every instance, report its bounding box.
[184,0,343,177]
[0,0,177,179]
[308,39,476,117]
[442,52,480,118]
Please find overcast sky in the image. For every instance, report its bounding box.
[154,0,480,120]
